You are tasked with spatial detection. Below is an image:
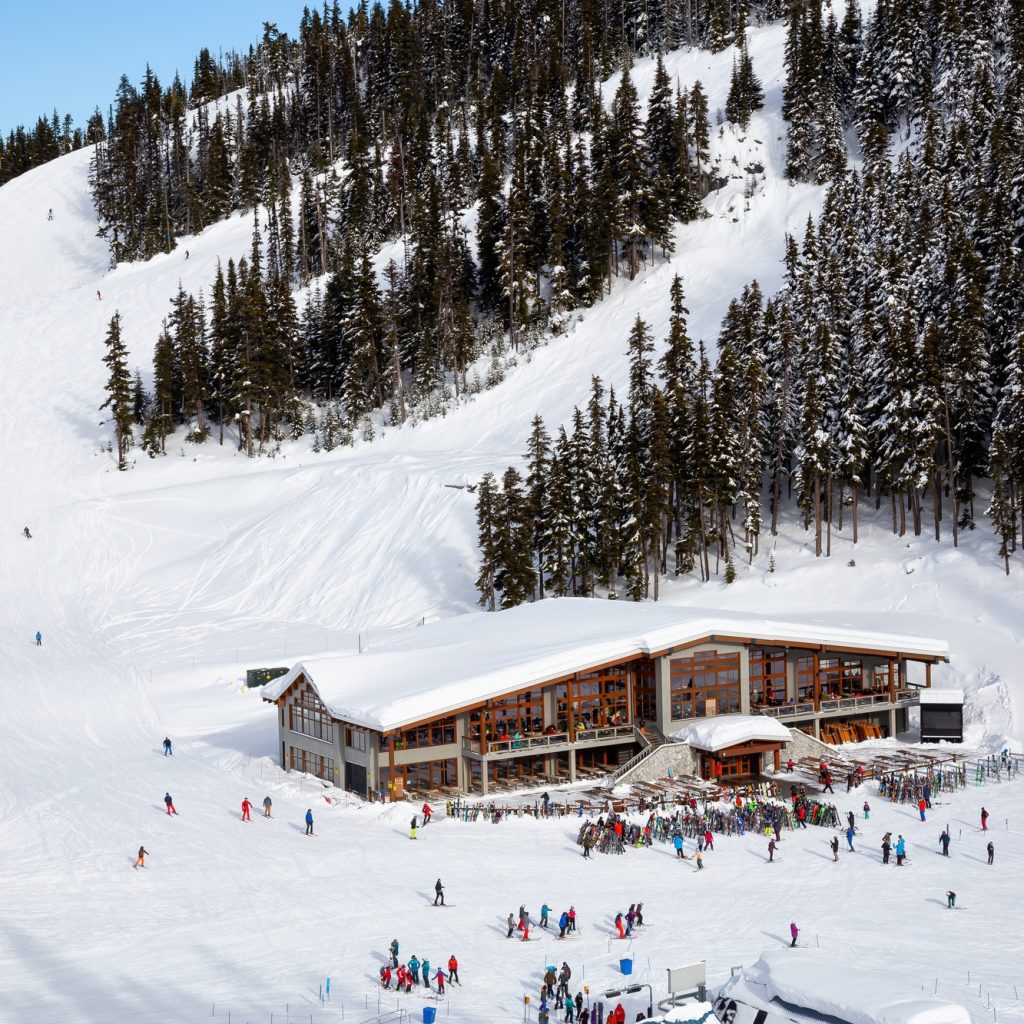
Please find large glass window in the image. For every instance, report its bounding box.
[289,689,334,742]
[555,663,630,731]
[750,648,786,706]
[288,745,335,782]
[383,716,456,750]
[379,757,457,793]
[669,651,741,719]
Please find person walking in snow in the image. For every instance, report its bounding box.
[558,910,569,938]
[408,955,420,984]
[305,808,314,835]
[164,792,177,815]
[447,954,459,984]
[47,208,53,221]
[544,967,557,999]
[390,938,400,967]
[863,800,870,819]
[564,993,575,1022]
[939,830,951,856]
[96,290,102,301]
[987,841,994,864]
[582,832,594,858]
[507,912,516,938]
[923,783,932,809]
[845,826,856,852]
[881,835,891,864]
[895,835,907,865]
[421,957,431,986]
[831,836,840,862]
[695,849,704,870]
[614,912,625,939]
[23,527,31,538]
[422,801,433,824]
[981,807,989,831]
[35,631,42,646]
[134,845,148,868]
[704,828,714,851]
[263,796,272,817]
[540,902,551,928]
[241,798,252,821]
[918,798,927,822]
[768,838,777,863]
[434,877,445,905]
[521,910,531,941]
[946,890,956,909]
[410,815,417,840]
[790,921,799,948]
[162,737,172,756]
[568,906,577,933]
[847,811,855,831]
[822,773,834,794]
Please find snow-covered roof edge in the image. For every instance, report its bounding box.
[918,687,965,705]
[261,601,950,733]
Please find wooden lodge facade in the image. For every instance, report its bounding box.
[262,604,949,799]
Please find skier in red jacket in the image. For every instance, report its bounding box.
[241,798,253,821]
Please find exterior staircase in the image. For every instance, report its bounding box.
[603,723,665,788]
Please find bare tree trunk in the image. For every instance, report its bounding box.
[851,484,859,545]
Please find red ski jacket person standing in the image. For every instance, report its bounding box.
[241,798,253,821]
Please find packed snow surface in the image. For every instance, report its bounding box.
[671,715,792,750]
[1,6,1024,1022]
[265,599,948,730]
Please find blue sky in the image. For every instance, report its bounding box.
[1,1,305,134]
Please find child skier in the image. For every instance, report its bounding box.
[241,798,252,821]
[164,792,177,815]
[863,800,870,819]
[134,845,148,868]
[790,922,799,947]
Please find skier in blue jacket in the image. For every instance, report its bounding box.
[895,835,907,865]
[305,808,314,835]
[540,903,551,927]
[673,834,685,858]
[845,826,856,852]
[558,911,569,938]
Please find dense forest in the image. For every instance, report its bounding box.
[0,109,96,185]
[473,0,1024,600]
[93,0,769,455]
[84,0,1024,582]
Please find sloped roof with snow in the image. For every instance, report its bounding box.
[262,599,949,731]
[671,715,792,750]
[918,687,965,705]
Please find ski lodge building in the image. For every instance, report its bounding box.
[261,599,949,798]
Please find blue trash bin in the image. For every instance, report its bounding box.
[620,957,633,976]
[423,1007,437,1024]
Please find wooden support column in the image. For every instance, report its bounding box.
[773,748,782,772]
[388,730,396,800]
[812,650,821,712]
[925,662,932,690]
[567,675,576,742]
[888,659,896,704]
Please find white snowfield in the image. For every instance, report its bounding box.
[1,4,1023,1022]
[265,599,949,731]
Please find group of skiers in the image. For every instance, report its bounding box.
[613,904,644,938]
[382,940,459,996]
[509,903,578,940]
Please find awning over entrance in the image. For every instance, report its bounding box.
[671,714,792,752]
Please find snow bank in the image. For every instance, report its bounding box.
[671,715,792,750]
[744,951,971,1024]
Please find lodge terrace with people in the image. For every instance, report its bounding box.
[261,600,949,799]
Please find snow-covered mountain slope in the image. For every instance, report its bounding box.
[1,8,1023,1021]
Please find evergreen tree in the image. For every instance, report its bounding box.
[100,312,134,470]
